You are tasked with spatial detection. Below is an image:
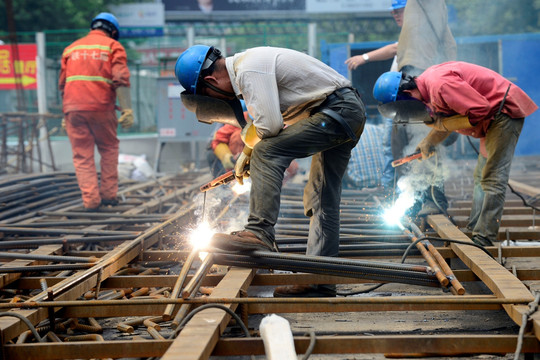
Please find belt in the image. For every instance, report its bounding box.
[318,87,359,142]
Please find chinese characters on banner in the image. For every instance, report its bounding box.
[0,44,38,90]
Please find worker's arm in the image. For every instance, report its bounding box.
[234,146,252,185]
[237,71,283,139]
[345,42,398,70]
[435,80,491,124]
[425,114,473,132]
[214,143,235,170]
[116,87,134,129]
[415,129,452,160]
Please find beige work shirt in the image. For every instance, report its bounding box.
[397,0,457,72]
[225,46,351,138]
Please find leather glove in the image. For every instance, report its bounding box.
[415,129,452,160]
[241,122,261,148]
[234,146,252,185]
[221,154,235,170]
[118,109,134,129]
[116,86,134,129]
[214,143,235,170]
[425,114,472,132]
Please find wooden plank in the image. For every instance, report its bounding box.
[427,214,535,328]
[508,179,540,198]
[161,267,255,360]
[453,215,538,228]
[5,334,540,359]
[213,334,540,356]
[4,340,171,360]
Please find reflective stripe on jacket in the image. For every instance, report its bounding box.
[59,30,130,113]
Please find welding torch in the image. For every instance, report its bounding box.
[391,151,422,168]
[200,165,250,192]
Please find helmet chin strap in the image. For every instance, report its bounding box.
[200,79,236,98]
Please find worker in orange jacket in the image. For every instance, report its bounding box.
[59,12,134,211]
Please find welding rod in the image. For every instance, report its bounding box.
[391,151,422,167]
[401,227,449,287]
[408,223,465,295]
[181,253,215,299]
[162,247,199,321]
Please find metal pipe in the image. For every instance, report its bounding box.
[162,247,199,321]
[401,227,449,287]
[0,251,97,263]
[181,253,215,298]
[0,226,137,236]
[0,295,531,309]
[0,235,137,248]
[0,218,162,227]
[0,263,93,273]
[408,222,466,295]
[213,252,437,287]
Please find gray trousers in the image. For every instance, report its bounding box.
[467,113,524,244]
[245,89,366,258]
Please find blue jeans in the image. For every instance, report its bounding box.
[380,117,395,188]
[467,113,524,244]
[245,89,366,258]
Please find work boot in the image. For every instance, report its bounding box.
[417,199,442,217]
[101,198,119,206]
[84,205,101,213]
[471,235,494,247]
[211,230,275,252]
[273,284,336,298]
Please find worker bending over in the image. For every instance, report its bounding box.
[59,12,134,211]
[374,61,537,246]
[175,45,366,297]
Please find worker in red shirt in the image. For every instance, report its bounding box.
[373,61,538,246]
[59,12,134,211]
[210,116,299,182]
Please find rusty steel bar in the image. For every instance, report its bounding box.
[0,251,97,263]
[400,226,449,287]
[408,222,466,295]
[0,235,138,248]
[181,253,215,299]
[0,226,138,236]
[2,263,85,274]
[162,247,199,321]
[0,295,531,309]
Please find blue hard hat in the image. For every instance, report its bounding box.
[91,12,120,40]
[390,0,407,10]
[175,45,215,94]
[373,71,403,103]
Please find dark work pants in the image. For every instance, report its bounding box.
[467,113,524,244]
[245,89,366,261]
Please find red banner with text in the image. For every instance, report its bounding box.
[0,44,38,90]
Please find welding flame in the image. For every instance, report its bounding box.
[382,182,415,227]
[232,178,251,194]
[189,221,215,254]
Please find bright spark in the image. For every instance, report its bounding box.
[382,189,415,227]
[232,178,251,194]
[189,221,215,251]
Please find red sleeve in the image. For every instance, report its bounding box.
[437,80,491,124]
[211,124,238,150]
[111,41,130,88]
[58,52,67,93]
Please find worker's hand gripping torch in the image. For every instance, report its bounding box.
[391,151,422,168]
[200,165,250,192]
